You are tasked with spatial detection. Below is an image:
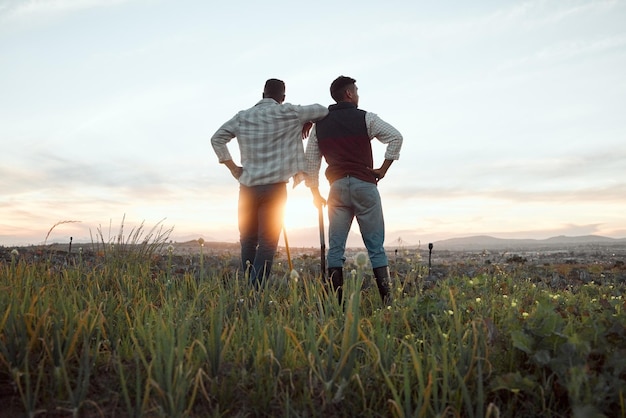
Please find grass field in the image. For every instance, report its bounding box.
[1,236,625,417]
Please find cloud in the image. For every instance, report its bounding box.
[384,145,626,201]
[0,0,133,21]
[384,183,626,204]
[537,0,620,25]
[475,149,626,181]
[494,34,626,75]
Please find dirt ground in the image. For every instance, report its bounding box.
[2,240,625,288]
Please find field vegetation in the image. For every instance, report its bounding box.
[1,223,625,417]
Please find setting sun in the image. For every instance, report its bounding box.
[283,193,320,231]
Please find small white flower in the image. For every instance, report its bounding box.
[11,249,19,257]
[290,269,300,282]
[198,238,205,246]
[167,244,174,253]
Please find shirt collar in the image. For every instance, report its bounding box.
[329,101,357,111]
[255,98,281,106]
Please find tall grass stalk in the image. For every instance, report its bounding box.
[1,236,625,417]
[11,349,46,418]
[91,215,172,265]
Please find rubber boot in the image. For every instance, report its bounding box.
[327,267,344,304]
[373,266,392,305]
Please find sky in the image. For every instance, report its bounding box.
[1,0,625,249]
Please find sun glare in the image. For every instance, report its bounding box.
[283,194,318,231]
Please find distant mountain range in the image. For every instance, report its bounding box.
[176,234,626,252]
[430,235,626,251]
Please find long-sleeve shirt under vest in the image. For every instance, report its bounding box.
[304,102,403,188]
[211,98,328,187]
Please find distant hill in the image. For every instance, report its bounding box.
[182,235,626,252]
[429,235,626,251]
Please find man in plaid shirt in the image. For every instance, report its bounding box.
[304,76,403,305]
[211,79,328,288]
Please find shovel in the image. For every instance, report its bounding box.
[318,205,326,280]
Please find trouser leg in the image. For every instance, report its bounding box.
[239,185,258,282]
[327,178,353,268]
[352,179,388,268]
[254,183,286,285]
[238,183,286,288]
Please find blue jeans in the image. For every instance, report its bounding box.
[238,183,287,287]
[327,176,388,269]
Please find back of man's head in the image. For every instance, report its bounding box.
[330,76,356,102]
[263,79,286,103]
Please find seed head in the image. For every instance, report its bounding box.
[355,252,368,267]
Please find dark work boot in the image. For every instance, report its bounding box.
[373,266,393,305]
[327,267,344,304]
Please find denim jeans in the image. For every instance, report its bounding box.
[238,182,287,287]
[327,176,388,269]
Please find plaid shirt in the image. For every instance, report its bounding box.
[211,98,328,187]
[304,111,403,188]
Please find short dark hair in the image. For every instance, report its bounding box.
[263,78,286,101]
[330,76,356,102]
